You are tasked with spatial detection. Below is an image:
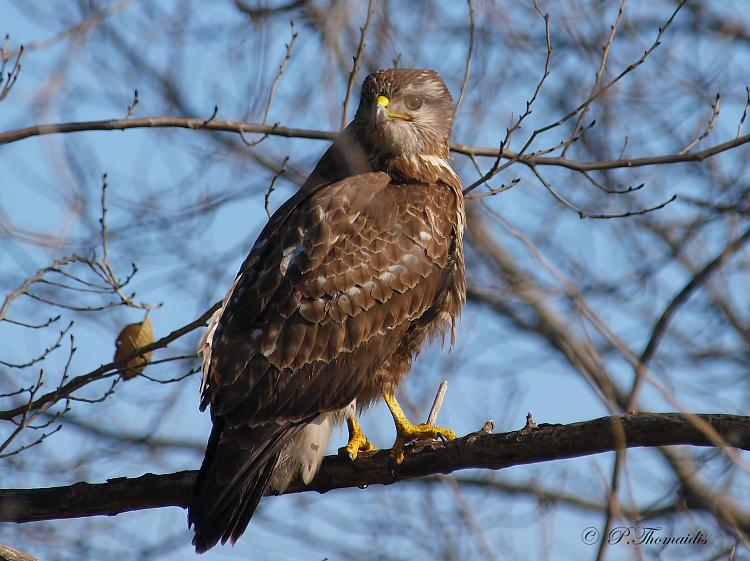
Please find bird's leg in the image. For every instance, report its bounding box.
[339,414,377,462]
[383,391,456,465]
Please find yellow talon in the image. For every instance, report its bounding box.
[339,415,377,461]
[383,392,456,464]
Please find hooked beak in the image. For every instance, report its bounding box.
[375,95,412,126]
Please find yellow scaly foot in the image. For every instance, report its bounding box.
[339,414,377,462]
[383,391,456,465]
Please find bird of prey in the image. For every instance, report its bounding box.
[189,68,466,553]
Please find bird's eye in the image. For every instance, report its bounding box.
[404,95,423,111]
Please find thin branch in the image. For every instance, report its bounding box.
[264,156,290,218]
[465,178,521,200]
[533,0,686,146]
[261,21,297,125]
[581,195,678,220]
[580,170,643,195]
[626,225,750,409]
[124,89,139,118]
[680,93,721,154]
[413,476,675,520]
[0,321,72,369]
[0,424,62,459]
[99,173,110,264]
[340,0,375,129]
[200,105,218,128]
[0,36,23,102]
[0,315,60,329]
[426,380,448,426]
[0,256,86,322]
[454,0,475,117]
[529,164,676,219]
[464,0,687,191]
[563,0,627,157]
[463,1,552,195]
[1,115,749,174]
[738,86,750,138]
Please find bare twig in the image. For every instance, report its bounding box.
[680,93,721,154]
[0,36,23,102]
[426,380,448,425]
[580,171,644,195]
[340,0,375,129]
[738,86,750,138]
[455,130,750,171]
[124,89,139,118]
[454,0,475,117]
[1,256,85,322]
[0,315,60,329]
[261,21,298,125]
[264,155,290,218]
[626,225,750,409]
[529,164,676,219]
[463,1,552,195]
[464,0,687,192]
[540,0,686,144]
[0,321,71,369]
[563,0,627,157]
[200,105,218,128]
[99,174,110,264]
[465,178,521,200]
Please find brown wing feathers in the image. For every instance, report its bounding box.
[204,173,455,423]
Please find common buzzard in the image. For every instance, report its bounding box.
[189,68,466,552]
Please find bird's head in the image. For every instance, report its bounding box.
[353,68,454,161]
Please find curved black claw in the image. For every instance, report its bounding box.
[387,456,398,481]
[338,447,360,471]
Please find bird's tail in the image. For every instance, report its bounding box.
[188,419,298,553]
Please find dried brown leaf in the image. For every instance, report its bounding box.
[114,316,154,380]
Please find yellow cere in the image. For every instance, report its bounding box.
[376,95,390,108]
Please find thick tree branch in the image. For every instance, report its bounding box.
[2,413,748,524]
[1,116,748,172]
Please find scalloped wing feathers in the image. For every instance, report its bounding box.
[203,172,462,427]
